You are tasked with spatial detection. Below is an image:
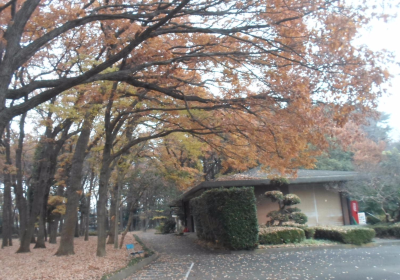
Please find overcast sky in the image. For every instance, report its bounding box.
[357,15,400,141]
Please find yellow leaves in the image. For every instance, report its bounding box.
[48,195,67,206]
[48,196,67,215]
[152,216,168,220]
[52,205,66,215]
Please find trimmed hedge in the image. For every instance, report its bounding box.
[314,226,375,245]
[371,224,400,238]
[304,227,316,239]
[281,223,315,239]
[259,226,305,245]
[191,187,258,250]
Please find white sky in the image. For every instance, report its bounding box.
[357,16,400,141]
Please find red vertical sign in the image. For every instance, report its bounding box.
[350,200,359,224]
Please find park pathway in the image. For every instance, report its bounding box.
[125,230,400,280]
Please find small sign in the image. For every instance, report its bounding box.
[172,215,177,218]
[358,212,367,225]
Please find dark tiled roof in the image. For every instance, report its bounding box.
[169,168,361,206]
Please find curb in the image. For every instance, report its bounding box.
[102,234,159,280]
[104,252,159,280]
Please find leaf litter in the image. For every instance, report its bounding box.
[0,234,142,280]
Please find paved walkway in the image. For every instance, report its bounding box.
[125,231,400,280]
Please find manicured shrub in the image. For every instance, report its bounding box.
[314,226,375,245]
[391,225,400,237]
[304,227,316,239]
[371,224,400,238]
[371,226,392,238]
[292,212,308,224]
[259,226,305,245]
[281,222,315,239]
[264,191,307,226]
[158,219,176,234]
[191,187,258,250]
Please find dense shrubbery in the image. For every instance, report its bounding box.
[191,187,258,250]
[314,226,375,245]
[162,219,176,234]
[259,226,305,245]
[156,219,176,234]
[371,224,400,238]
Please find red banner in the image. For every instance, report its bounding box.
[350,200,359,224]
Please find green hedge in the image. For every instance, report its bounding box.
[259,227,305,245]
[371,225,400,238]
[314,226,375,245]
[190,187,258,250]
[281,223,315,239]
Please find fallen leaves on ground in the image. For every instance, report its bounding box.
[0,234,142,280]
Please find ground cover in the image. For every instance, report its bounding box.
[0,234,142,280]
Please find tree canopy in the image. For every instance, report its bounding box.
[0,0,395,257]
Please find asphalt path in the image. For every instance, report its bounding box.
[126,230,400,280]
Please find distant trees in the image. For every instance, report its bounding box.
[343,145,400,223]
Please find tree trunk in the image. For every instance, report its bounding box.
[107,184,117,244]
[74,219,80,238]
[119,203,136,249]
[2,176,12,248]
[114,173,121,249]
[14,113,28,242]
[34,213,46,248]
[17,118,72,253]
[80,210,85,236]
[84,170,95,241]
[2,126,13,248]
[56,112,94,256]
[35,190,50,248]
[48,217,59,244]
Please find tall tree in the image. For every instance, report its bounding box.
[14,112,28,241]
[16,108,73,252]
[1,124,13,248]
[56,108,97,255]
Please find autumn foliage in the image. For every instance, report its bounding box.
[0,0,394,259]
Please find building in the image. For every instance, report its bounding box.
[170,169,361,231]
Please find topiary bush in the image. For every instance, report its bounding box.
[264,191,307,226]
[259,226,305,245]
[191,187,258,250]
[314,226,375,245]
